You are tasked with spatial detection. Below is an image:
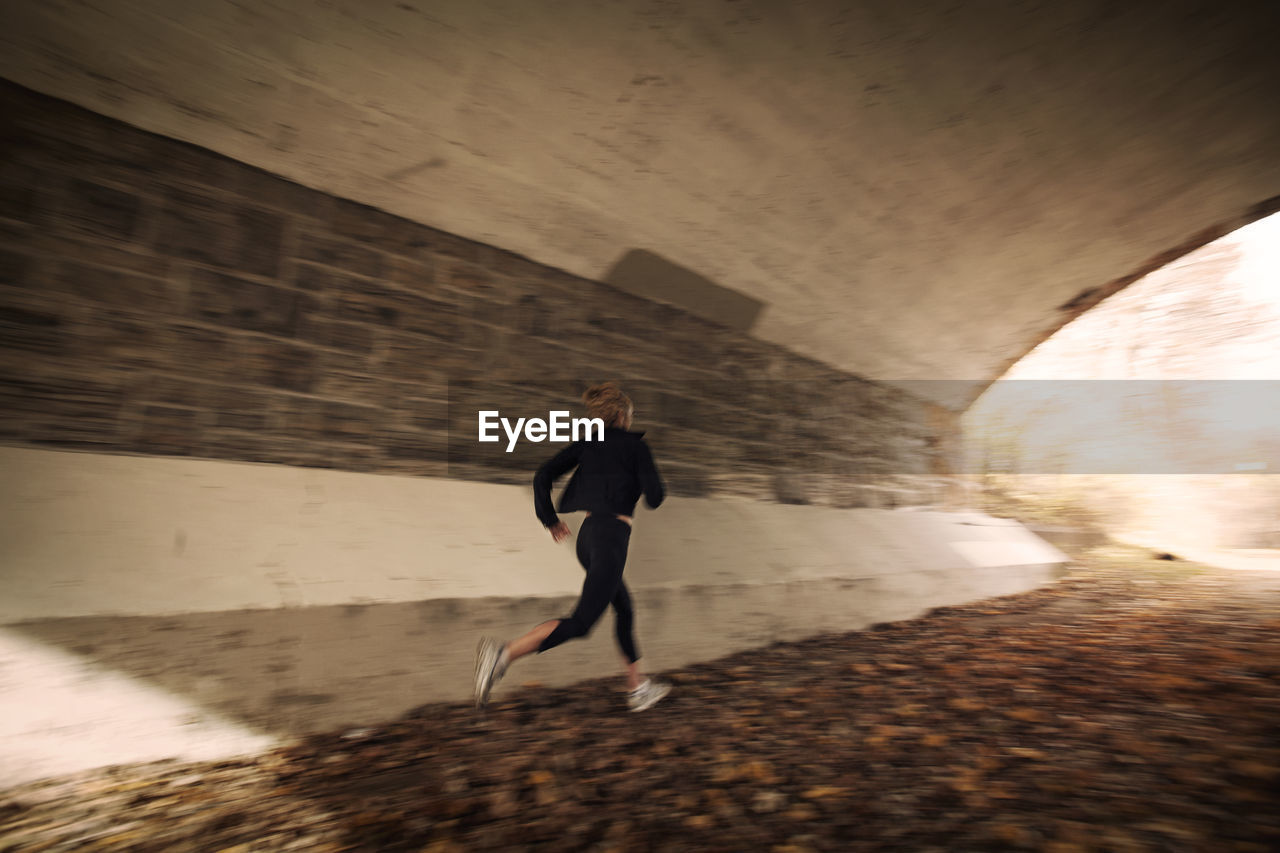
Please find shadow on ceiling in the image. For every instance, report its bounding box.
[603,249,765,334]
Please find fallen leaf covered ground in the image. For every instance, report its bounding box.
[3,547,1278,852]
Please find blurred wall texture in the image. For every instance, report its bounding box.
[1,82,1040,752]
[0,80,950,509]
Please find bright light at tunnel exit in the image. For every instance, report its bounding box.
[964,211,1280,555]
[1236,213,1280,307]
[1001,211,1280,382]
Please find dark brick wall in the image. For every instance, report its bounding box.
[0,80,950,507]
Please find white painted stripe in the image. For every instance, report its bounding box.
[950,539,1067,569]
[0,628,279,788]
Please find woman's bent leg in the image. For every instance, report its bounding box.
[505,620,560,663]
[538,558,621,652]
[612,580,639,664]
[539,517,628,653]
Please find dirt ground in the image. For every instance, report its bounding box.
[2,547,1277,852]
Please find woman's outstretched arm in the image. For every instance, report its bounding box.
[533,441,582,528]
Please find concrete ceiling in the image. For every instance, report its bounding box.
[4,0,1279,407]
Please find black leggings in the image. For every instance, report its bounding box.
[538,515,639,663]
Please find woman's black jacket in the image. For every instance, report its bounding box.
[533,427,665,527]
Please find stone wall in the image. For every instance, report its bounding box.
[0,80,949,507]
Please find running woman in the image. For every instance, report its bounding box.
[474,382,672,712]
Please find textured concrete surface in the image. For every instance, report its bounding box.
[3,556,1276,850]
[5,1,1278,405]
[0,628,278,789]
[5,563,1059,740]
[1,445,1064,783]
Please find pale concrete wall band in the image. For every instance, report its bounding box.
[1,446,1065,749]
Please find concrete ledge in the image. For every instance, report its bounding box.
[1,446,1067,621]
[1028,524,1109,551]
[9,561,1059,738]
[1,446,1065,784]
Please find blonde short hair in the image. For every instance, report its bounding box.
[582,381,632,428]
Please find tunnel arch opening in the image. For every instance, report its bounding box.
[962,206,1280,555]
[977,194,1280,406]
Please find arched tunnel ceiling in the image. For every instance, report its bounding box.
[4,0,1279,409]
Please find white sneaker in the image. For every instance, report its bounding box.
[474,637,506,708]
[627,678,671,712]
